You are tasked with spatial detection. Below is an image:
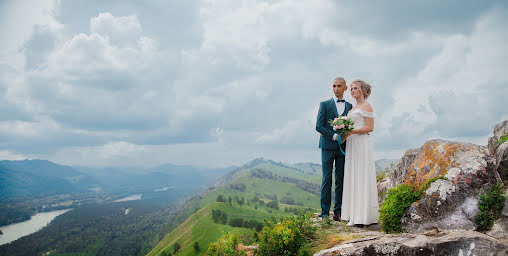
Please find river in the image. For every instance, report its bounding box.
[0,209,72,245]
[112,194,142,202]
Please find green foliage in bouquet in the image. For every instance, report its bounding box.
[205,232,246,256]
[328,116,354,136]
[256,213,316,256]
[475,183,505,231]
[499,133,508,145]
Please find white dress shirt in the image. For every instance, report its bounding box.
[332,95,345,141]
[333,95,346,116]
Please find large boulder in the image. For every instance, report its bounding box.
[314,230,508,256]
[488,120,508,157]
[386,140,497,232]
[497,142,508,181]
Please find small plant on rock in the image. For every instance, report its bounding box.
[499,132,508,145]
[379,184,422,233]
[379,176,448,233]
[475,183,506,231]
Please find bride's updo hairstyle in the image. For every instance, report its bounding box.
[351,79,371,99]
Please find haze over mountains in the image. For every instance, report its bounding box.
[0,160,236,199]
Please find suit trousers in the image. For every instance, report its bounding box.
[320,149,345,217]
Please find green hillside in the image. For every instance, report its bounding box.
[146,159,321,256]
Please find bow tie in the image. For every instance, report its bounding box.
[337,99,345,103]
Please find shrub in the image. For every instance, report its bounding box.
[280,197,296,205]
[229,218,244,227]
[475,183,506,231]
[379,184,421,233]
[499,133,508,145]
[379,176,448,233]
[194,242,200,253]
[266,200,279,210]
[216,194,226,202]
[206,232,246,256]
[173,242,181,254]
[256,213,315,256]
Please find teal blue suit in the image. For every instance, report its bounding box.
[316,98,352,217]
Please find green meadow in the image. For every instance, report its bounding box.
[146,159,322,256]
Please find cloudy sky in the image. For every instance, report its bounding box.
[0,0,507,168]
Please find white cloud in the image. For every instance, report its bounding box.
[0,0,61,54]
[376,8,508,155]
[90,13,142,46]
[0,150,28,161]
[1,0,506,167]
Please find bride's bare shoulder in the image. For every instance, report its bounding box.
[360,103,373,113]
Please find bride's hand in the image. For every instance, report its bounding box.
[341,133,349,143]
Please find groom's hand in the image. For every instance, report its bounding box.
[333,134,338,141]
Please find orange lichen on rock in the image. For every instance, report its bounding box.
[403,141,473,190]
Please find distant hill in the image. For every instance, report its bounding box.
[146,158,321,256]
[375,158,399,174]
[0,159,236,199]
[0,160,100,198]
[73,164,235,194]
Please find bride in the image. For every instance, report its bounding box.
[341,79,379,226]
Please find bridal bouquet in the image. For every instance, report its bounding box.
[328,116,354,136]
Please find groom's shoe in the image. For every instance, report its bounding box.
[332,213,341,221]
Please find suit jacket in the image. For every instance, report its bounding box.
[316,98,353,150]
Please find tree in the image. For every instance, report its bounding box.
[228,196,232,206]
[229,218,244,227]
[216,194,226,202]
[173,242,181,254]
[267,200,279,210]
[220,212,228,225]
[194,242,200,253]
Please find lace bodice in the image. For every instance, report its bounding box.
[347,108,375,129]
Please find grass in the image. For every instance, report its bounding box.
[147,160,322,256]
[307,221,363,254]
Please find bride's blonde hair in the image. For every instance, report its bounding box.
[351,79,371,99]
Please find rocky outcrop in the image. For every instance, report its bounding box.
[385,140,497,232]
[314,230,508,256]
[389,149,420,188]
[497,142,508,181]
[488,120,508,157]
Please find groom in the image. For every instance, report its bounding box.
[316,77,352,220]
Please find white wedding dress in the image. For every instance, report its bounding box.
[341,108,379,225]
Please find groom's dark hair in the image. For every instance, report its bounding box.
[333,77,346,84]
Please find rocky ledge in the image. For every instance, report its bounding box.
[315,230,508,256]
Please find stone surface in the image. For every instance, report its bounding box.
[314,230,508,256]
[377,177,391,205]
[389,149,421,189]
[488,120,508,157]
[385,140,497,232]
[497,142,508,181]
